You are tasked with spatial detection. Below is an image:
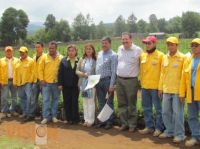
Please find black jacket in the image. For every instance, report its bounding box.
[58,57,79,87]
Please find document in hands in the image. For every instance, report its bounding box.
[84,75,101,90]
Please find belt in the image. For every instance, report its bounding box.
[100,76,111,81]
[118,76,137,80]
[8,78,13,81]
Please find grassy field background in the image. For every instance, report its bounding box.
[0,37,192,57]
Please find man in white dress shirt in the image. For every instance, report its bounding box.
[116,32,142,132]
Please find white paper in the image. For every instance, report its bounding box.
[84,75,101,90]
[97,103,114,122]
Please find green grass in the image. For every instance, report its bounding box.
[0,136,34,149]
[0,38,192,56]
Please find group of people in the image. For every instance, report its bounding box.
[0,32,200,147]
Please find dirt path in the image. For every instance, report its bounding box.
[0,118,199,149]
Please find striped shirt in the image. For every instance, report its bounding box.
[96,49,117,88]
[117,44,142,78]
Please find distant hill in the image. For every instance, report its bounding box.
[27,22,44,35]
[27,22,114,35]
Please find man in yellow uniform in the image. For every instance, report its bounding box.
[158,37,186,143]
[0,46,18,119]
[13,46,34,122]
[180,38,200,147]
[138,36,164,137]
[32,42,46,118]
[39,41,63,124]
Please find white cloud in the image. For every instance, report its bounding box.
[0,0,199,24]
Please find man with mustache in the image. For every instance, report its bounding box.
[116,32,142,132]
[95,36,117,130]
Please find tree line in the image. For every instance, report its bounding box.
[0,7,200,46]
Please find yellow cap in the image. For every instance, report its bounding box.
[166,37,179,44]
[191,38,200,44]
[19,46,28,52]
[5,46,13,51]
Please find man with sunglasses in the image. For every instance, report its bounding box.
[180,38,200,147]
[138,36,164,137]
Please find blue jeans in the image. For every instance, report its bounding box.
[162,93,185,139]
[32,81,41,116]
[42,83,60,120]
[96,78,114,125]
[1,80,17,113]
[17,83,33,117]
[188,101,200,140]
[141,89,164,131]
[188,88,200,140]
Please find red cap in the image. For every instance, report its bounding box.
[142,36,157,43]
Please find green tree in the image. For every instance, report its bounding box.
[90,23,97,39]
[182,11,200,37]
[114,15,127,36]
[137,19,148,33]
[166,16,182,33]
[157,18,168,32]
[55,20,71,42]
[148,14,159,32]
[72,13,92,40]
[44,14,56,31]
[96,21,107,39]
[127,13,137,33]
[32,28,47,43]
[0,7,29,46]
[41,14,71,42]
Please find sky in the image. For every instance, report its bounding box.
[0,0,199,24]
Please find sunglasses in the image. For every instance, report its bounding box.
[145,42,153,45]
[191,44,199,48]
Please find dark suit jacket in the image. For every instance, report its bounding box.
[58,57,79,88]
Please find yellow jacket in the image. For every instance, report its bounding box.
[38,53,63,83]
[0,57,19,85]
[179,56,200,103]
[140,49,164,89]
[13,57,34,86]
[159,51,186,94]
[33,53,46,83]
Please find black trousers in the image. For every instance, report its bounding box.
[62,87,80,122]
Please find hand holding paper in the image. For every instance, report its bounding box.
[84,75,101,90]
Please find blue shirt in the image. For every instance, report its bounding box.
[192,58,200,87]
[96,49,118,88]
[81,58,94,98]
[84,58,93,75]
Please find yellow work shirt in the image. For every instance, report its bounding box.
[13,56,34,86]
[33,53,46,83]
[179,56,200,103]
[38,53,63,83]
[159,51,186,94]
[140,49,164,89]
[0,57,19,85]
